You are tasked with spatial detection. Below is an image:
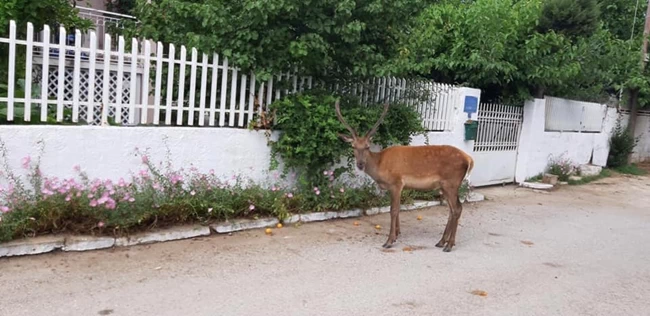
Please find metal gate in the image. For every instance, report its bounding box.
[471,103,524,186]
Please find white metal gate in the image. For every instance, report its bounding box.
[471,103,524,186]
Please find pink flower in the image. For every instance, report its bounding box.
[21,156,31,169]
[73,165,81,172]
[315,190,320,196]
[65,195,71,202]
[105,198,116,210]
[271,186,278,192]
[76,192,81,197]
[0,206,10,213]
[141,155,149,164]
[287,193,293,198]
[98,221,105,228]
[139,169,148,177]
[313,187,319,192]
[340,188,345,193]
[118,178,127,187]
[190,190,196,196]
[210,169,215,175]
[323,171,328,175]
[208,208,213,213]
[128,197,135,202]
[249,205,255,211]
[89,200,98,207]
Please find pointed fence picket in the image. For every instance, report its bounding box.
[1,19,459,131]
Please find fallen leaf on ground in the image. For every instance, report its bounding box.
[470,290,488,297]
[276,223,283,228]
[265,228,273,235]
[353,221,360,226]
[403,246,414,252]
[521,240,534,246]
[381,248,396,253]
[416,215,423,220]
[375,225,382,229]
[154,266,162,270]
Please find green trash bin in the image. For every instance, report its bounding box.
[464,120,478,141]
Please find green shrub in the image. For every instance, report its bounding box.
[607,119,639,168]
[267,90,426,189]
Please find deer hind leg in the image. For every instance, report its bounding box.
[436,209,453,248]
[382,187,403,248]
[436,182,463,252]
[396,210,401,237]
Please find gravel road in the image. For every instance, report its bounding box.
[1,174,649,316]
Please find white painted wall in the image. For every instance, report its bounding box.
[0,126,280,188]
[1,93,647,192]
[515,99,621,182]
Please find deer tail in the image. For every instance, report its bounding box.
[463,155,474,181]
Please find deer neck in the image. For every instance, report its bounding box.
[362,150,382,180]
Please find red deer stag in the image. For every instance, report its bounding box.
[335,100,474,252]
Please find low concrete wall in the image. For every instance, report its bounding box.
[0,126,279,187]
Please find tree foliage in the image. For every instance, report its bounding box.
[385,0,650,105]
[123,0,433,80]
[599,0,645,40]
[537,0,600,38]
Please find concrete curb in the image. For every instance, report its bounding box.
[0,193,485,258]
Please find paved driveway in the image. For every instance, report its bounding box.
[1,174,649,316]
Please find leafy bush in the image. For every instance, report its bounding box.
[607,119,639,168]
[267,90,426,188]
[546,155,576,181]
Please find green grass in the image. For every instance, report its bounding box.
[568,169,612,185]
[525,173,544,183]
[613,164,648,176]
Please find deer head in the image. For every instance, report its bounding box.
[335,99,389,171]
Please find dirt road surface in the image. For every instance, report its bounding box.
[1,174,649,316]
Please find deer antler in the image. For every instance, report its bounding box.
[334,99,357,138]
[366,102,390,138]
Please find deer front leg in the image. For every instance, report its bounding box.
[382,189,402,248]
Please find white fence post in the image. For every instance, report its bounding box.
[56,25,66,121]
[87,31,97,124]
[40,25,50,122]
[72,29,82,122]
[6,21,16,121]
[24,23,34,121]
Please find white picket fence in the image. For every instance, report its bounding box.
[1,20,458,131]
[544,96,606,133]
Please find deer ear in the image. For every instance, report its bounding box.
[338,133,354,143]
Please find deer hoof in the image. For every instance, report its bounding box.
[442,245,453,252]
[435,240,446,248]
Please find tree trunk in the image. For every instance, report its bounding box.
[534,86,545,99]
[627,88,639,135]
[627,88,640,164]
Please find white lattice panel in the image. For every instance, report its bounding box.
[32,64,131,125]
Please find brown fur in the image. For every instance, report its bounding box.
[336,100,474,252]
